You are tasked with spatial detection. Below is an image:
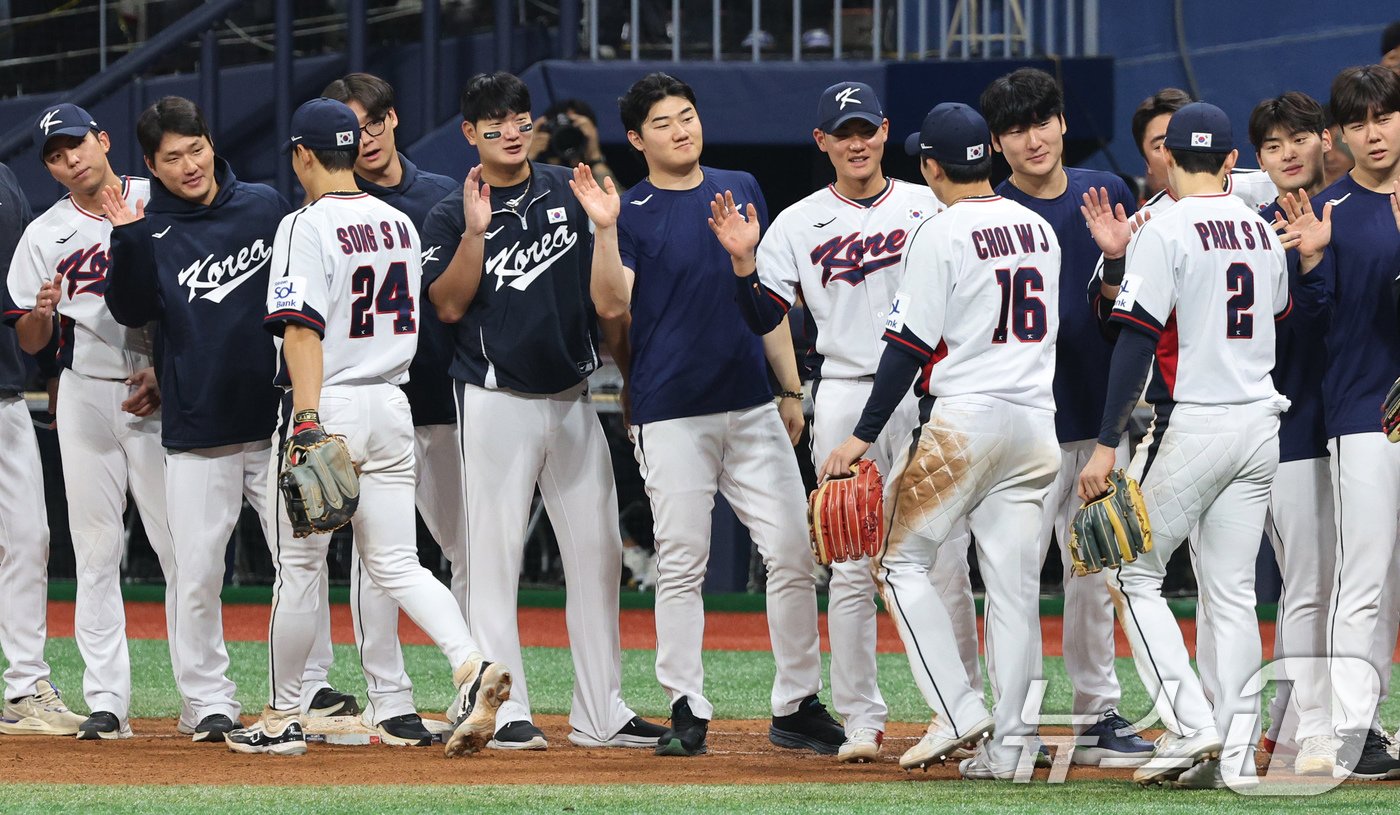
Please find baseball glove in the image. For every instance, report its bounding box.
[1067,469,1152,575]
[1384,375,1400,443]
[278,410,360,538]
[808,459,885,566]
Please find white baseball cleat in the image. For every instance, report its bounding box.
[1294,734,1337,776]
[900,715,994,771]
[1131,729,1223,786]
[957,743,1017,780]
[837,727,883,763]
[0,680,86,735]
[444,658,512,758]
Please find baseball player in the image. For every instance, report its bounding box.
[421,71,663,750]
[820,102,1061,779]
[0,159,86,737]
[729,81,981,763]
[980,68,1152,764]
[1293,65,1400,779]
[1077,102,1290,789]
[593,72,843,757]
[99,95,364,741]
[1243,91,1336,772]
[228,97,510,757]
[2,103,180,740]
[321,72,464,742]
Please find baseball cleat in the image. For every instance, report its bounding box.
[1333,730,1400,780]
[1131,730,1222,786]
[0,680,86,735]
[1293,734,1336,776]
[488,720,548,750]
[192,713,238,743]
[957,744,1017,780]
[375,713,434,747]
[655,697,708,757]
[769,695,845,755]
[226,718,308,756]
[837,728,883,763]
[567,716,668,748]
[306,687,360,718]
[900,715,994,771]
[1072,708,1153,765]
[76,711,133,741]
[444,659,511,758]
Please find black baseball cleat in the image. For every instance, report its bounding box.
[227,720,308,756]
[488,720,548,750]
[192,713,237,743]
[1336,729,1400,780]
[769,695,844,755]
[656,697,709,757]
[307,687,360,718]
[568,716,669,748]
[76,711,132,740]
[376,713,434,747]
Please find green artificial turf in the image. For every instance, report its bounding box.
[0,781,1392,814]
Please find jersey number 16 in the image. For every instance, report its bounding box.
[991,267,1047,343]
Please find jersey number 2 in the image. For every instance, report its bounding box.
[1225,262,1254,339]
[992,267,1047,343]
[350,261,416,338]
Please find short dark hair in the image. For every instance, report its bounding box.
[979,68,1064,136]
[927,154,995,184]
[1247,91,1325,150]
[618,72,697,135]
[136,96,213,160]
[322,72,395,122]
[543,98,598,124]
[1131,88,1192,157]
[1329,64,1400,127]
[1169,148,1228,175]
[307,146,357,172]
[1382,21,1400,56]
[460,72,531,123]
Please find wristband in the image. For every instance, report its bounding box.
[292,409,320,434]
[778,390,803,401]
[1102,256,1126,287]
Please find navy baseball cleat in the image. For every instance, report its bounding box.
[1073,708,1153,765]
[655,697,708,756]
[769,694,845,755]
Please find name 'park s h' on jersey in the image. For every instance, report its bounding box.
[1111,193,1289,407]
[755,178,943,378]
[264,192,421,388]
[3,177,153,379]
[882,195,1061,410]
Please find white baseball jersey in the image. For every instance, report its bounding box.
[264,192,420,387]
[756,179,943,378]
[1113,193,1288,405]
[884,195,1061,409]
[5,177,152,379]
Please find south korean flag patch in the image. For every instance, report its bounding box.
[548,207,567,224]
[1191,132,1212,148]
[336,130,355,147]
[966,143,985,161]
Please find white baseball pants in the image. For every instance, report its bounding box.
[266,384,481,713]
[457,381,635,739]
[633,403,823,720]
[1108,400,1282,751]
[811,378,979,734]
[875,394,1059,771]
[1038,437,1130,727]
[0,395,53,701]
[56,369,180,722]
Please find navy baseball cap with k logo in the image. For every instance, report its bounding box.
[33,103,100,151]
[282,97,361,154]
[817,82,884,133]
[1164,102,1234,153]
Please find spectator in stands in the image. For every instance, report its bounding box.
[1382,21,1400,73]
[527,99,620,189]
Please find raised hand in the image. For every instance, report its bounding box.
[1278,188,1332,261]
[33,272,64,319]
[707,190,760,261]
[1391,178,1400,234]
[569,162,620,229]
[462,166,493,238]
[100,184,144,226]
[1080,186,1135,259]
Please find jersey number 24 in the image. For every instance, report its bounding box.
[349,261,417,338]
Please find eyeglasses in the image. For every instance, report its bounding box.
[360,118,387,138]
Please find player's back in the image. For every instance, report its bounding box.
[268,192,421,387]
[1118,194,1286,406]
[889,196,1060,410]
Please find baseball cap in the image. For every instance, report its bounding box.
[281,97,360,154]
[1163,101,1234,153]
[33,103,99,151]
[903,102,991,165]
[817,82,884,133]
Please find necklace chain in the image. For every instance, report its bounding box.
[504,174,532,210]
